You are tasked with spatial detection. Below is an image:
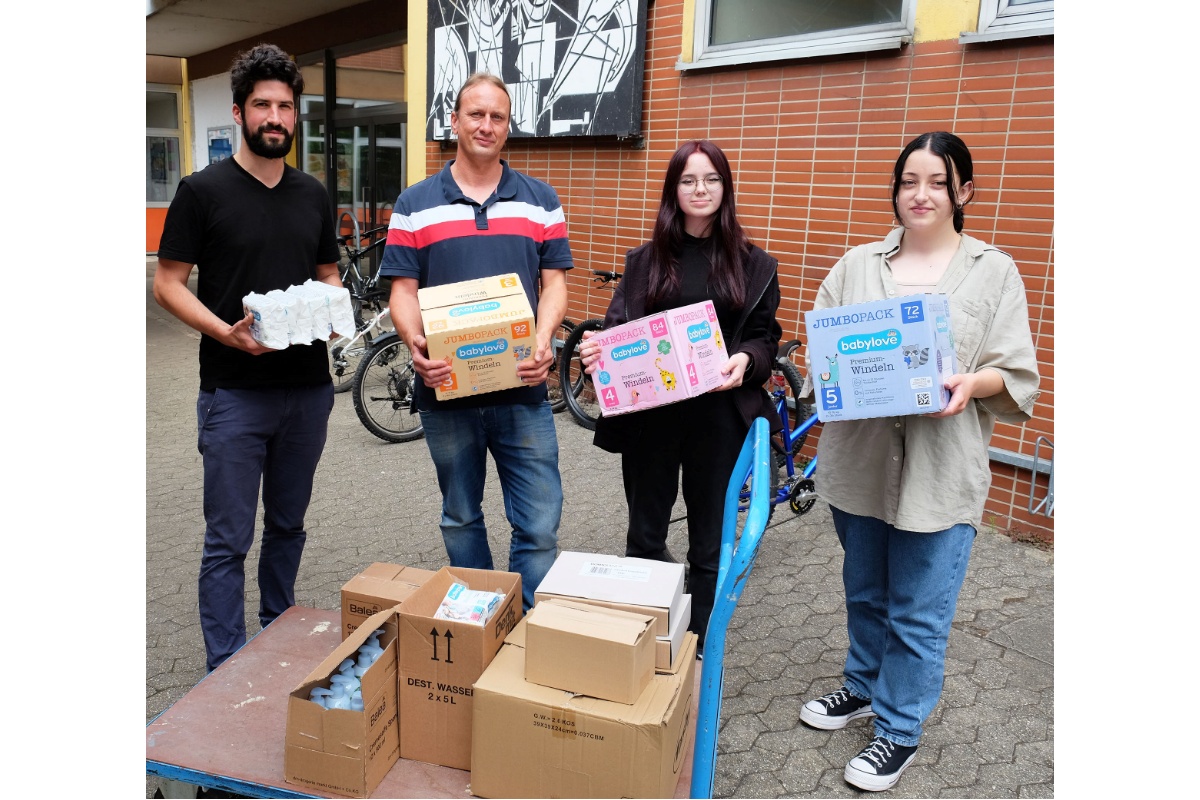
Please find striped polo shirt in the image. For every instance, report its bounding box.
[379,159,574,408]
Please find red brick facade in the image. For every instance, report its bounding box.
[427,3,1054,541]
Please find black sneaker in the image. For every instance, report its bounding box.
[799,686,875,730]
[844,736,918,792]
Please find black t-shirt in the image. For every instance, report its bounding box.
[158,157,340,390]
[652,233,737,334]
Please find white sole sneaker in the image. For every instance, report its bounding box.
[844,749,916,792]
[799,700,875,730]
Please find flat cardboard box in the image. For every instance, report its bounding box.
[471,618,698,798]
[284,607,400,798]
[657,593,692,673]
[339,562,435,638]
[525,599,656,704]
[805,293,959,421]
[534,550,685,637]
[591,300,729,416]
[397,566,522,770]
[418,273,536,401]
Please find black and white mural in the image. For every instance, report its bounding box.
[427,0,648,140]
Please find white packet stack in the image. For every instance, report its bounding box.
[266,289,310,345]
[286,282,332,341]
[304,279,354,338]
[432,582,505,626]
[242,292,290,349]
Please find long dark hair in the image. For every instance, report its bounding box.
[891,131,974,233]
[646,140,750,311]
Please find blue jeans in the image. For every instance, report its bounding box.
[419,402,561,611]
[831,506,976,747]
[196,384,333,671]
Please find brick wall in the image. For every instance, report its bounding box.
[426,2,1054,541]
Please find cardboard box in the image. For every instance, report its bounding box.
[418,273,537,401]
[805,293,959,422]
[284,607,400,798]
[471,618,698,798]
[657,593,692,673]
[591,300,729,416]
[397,566,522,770]
[339,562,435,638]
[534,550,685,637]
[525,599,656,704]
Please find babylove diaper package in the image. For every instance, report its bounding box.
[805,293,959,422]
[243,280,354,349]
[592,300,730,417]
[418,273,537,401]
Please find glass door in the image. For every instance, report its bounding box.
[334,116,406,240]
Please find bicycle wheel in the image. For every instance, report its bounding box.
[767,357,813,463]
[560,318,604,431]
[547,320,575,413]
[351,333,424,443]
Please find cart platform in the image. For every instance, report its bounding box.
[147,606,698,798]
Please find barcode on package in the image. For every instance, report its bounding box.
[915,391,933,408]
[579,562,652,582]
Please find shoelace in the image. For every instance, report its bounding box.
[821,688,852,708]
[859,738,895,768]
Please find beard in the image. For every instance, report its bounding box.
[242,120,295,159]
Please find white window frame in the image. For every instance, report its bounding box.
[679,0,914,71]
[960,0,1054,44]
[147,84,183,208]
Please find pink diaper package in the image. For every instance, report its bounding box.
[592,300,729,417]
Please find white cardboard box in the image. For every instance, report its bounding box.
[534,551,686,637]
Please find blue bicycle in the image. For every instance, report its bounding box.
[740,340,819,516]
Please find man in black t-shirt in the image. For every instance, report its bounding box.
[154,43,340,672]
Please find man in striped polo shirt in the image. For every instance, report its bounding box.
[379,72,573,611]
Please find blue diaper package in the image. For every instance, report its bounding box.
[805,294,958,422]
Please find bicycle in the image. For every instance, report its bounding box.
[328,215,392,393]
[739,340,820,517]
[559,269,623,430]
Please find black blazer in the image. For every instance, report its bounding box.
[592,241,783,453]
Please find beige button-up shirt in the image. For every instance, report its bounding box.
[802,227,1041,532]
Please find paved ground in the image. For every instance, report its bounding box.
[146,258,1054,798]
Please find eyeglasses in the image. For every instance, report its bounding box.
[678,175,723,193]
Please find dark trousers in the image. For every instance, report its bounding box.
[195,384,333,671]
[620,391,746,645]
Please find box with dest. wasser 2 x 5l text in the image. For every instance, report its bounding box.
[396,566,522,771]
[805,293,959,422]
[418,273,536,401]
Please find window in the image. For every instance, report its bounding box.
[960,0,1053,44]
[146,87,182,205]
[682,0,913,70]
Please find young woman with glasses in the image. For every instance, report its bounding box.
[576,139,783,652]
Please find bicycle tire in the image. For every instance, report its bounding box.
[351,333,424,443]
[547,320,575,413]
[768,357,813,462]
[560,318,604,431]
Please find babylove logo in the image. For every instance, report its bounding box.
[838,329,901,354]
[450,301,501,317]
[685,321,712,343]
[611,339,651,360]
[456,338,509,359]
